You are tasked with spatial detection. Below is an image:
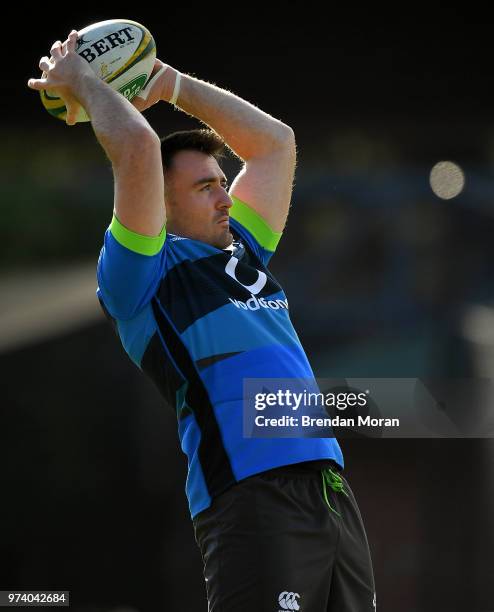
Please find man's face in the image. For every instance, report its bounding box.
[164,150,233,249]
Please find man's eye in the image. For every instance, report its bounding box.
[202,183,228,191]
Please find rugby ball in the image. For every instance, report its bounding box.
[40,19,156,123]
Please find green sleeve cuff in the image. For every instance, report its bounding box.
[230,195,282,252]
[109,214,166,256]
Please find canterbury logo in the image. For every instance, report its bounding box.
[225,256,267,295]
[278,591,300,611]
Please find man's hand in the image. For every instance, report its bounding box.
[27,30,96,125]
[132,58,178,112]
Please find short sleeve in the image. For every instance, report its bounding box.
[96,214,167,320]
[229,195,282,266]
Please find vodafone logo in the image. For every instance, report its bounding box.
[225,255,286,310]
[278,591,300,611]
[225,255,288,311]
[225,256,267,295]
[229,294,288,311]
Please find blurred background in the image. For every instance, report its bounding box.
[2,14,494,611]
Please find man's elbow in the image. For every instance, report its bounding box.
[271,123,296,154]
[112,126,161,166]
[133,126,162,151]
[275,124,296,162]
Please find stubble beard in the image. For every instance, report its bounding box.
[165,219,233,249]
[214,227,233,249]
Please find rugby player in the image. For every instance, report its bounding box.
[28,30,376,611]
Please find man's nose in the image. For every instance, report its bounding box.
[218,191,233,209]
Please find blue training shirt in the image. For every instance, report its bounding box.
[97,195,343,518]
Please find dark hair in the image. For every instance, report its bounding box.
[160,128,226,169]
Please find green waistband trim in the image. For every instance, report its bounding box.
[110,214,166,256]
[230,195,282,252]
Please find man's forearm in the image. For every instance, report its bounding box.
[75,74,158,163]
[162,68,294,160]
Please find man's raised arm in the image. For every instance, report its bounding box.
[135,61,296,232]
[28,30,164,238]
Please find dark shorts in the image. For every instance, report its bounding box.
[193,460,376,611]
